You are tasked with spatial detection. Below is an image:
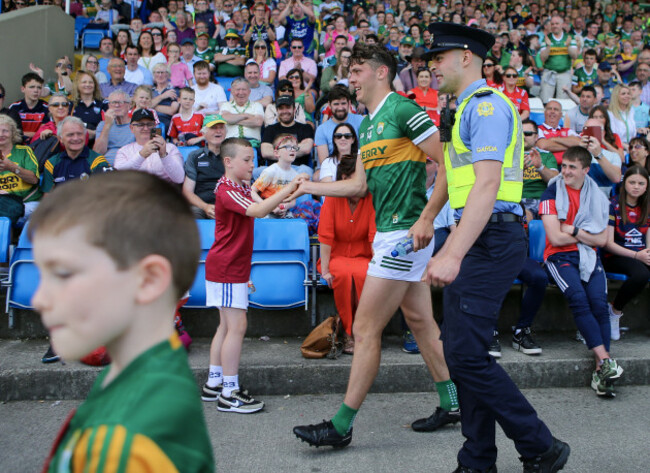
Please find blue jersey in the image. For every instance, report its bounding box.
[453,79,523,218]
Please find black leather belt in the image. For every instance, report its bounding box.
[455,213,523,225]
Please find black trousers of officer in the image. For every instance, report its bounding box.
[441,220,553,470]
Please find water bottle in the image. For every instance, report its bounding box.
[391,237,414,257]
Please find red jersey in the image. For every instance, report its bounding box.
[9,99,50,135]
[500,86,530,115]
[169,112,205,139]
[205,178,255,283]
[538,123,578,165]
[539,181,583,260]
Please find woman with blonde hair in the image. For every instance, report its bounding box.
[608,84,636,150]
[251,39,277,85]
[71,71,105,141]
[79,54,108,84]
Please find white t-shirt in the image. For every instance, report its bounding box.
[192,83,227,113]
[319,156,339,182]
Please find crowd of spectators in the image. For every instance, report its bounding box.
[0,0,648,360]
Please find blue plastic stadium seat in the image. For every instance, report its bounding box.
[82,30,107,52]
[0,217,12,264]
[74,17,92,48]
[528,220,546,263]
[216,76,235,100]
[184,219,215,308]
[530,112,545,126]
[249,219,310,310]
[179,145,200,162]
[6,224,38,310]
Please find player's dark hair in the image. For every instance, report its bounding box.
[22,72,44,86]
[221,137,253,160]
[336,155,357,181]
[562,146,592,169]
[29,171,199,299]
[350,43,397,84]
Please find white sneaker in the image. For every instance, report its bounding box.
[608,303,622,341]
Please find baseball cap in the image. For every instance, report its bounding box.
[276,95,295,107]
[225,28,240,39]
[203,114,227,127]
[131,108,156,123]
[196,31,209,38]
[401,36,415,46]
[598,61,612,71]
[181,37,195,45]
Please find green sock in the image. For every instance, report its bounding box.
[436,379,459,411]
[331,402,358,436]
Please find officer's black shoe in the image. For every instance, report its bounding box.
[452,463,497,473]
[293,420,352,448]
[411,407,461,432]
[520,437,570,473]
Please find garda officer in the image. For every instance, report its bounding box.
[423,23,570,473]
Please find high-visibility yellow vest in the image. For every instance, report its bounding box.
[444,86,524,209]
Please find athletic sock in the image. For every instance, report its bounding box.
[207,365,223,388]
[331,403,358,436]
[222,375,239,397]
[436,379,459,411]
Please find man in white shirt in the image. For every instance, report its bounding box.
[191,61,227,113]
[219,78,264,144]
[123,46,154,86]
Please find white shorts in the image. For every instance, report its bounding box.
[205,281,249,310]
[367,229,435,282]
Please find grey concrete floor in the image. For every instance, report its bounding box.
[1,386,649,472]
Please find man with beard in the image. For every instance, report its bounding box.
[191,61,227,113]
[314,87,364,165]
[260,95,313,171]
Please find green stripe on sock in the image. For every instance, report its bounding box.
[435,379,459,411]
[331,402,358,436]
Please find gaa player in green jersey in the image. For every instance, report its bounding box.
[292,43,459,448]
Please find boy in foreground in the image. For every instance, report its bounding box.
[34,171,214,473]
[202,138,301,413]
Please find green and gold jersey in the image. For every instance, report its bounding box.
[1,145,42,202]
[541,32,576,72]
[44,335,214,473]
[359,92,436,232]
[572,65,598,89]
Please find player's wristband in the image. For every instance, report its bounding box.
[572,226,579,237]
[536,164,545,172]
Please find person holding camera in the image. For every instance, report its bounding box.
[114,109,184,184]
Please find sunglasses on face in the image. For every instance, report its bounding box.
[86,59,99,65]
[504,73,518,78]
[254,45,266,49]
[0,93,4,99]
[483,64,494,68]
[152,32,162,36]
[288,75,300,80]
[334,133,354,139]
[523,131,536,136]
[291,45,304,49]
[49,102,70,108]
[56,63,73,69]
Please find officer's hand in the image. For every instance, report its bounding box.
[408,218,434,252]
[422,253,461,287]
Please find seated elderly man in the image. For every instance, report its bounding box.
[536,99,582,166]
[219,78,264,147]
[93,90,136,166]
[41,117,112,194]
[114,109,185,184]
[182,114,227,219]
[100,58,138,99]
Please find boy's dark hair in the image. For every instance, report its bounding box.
[350,43,397,84]
[580,85,596,97]
[584,48,598,58]
[328,85,351,103]
[521,118,538,133]
[273,132,297,148]
[22,72,44,87]
[28,171,199,299]
[180,86,195,97]
[221,137,253,160]
[336,155,357,181]
[562,146,591,169]
[193,60,210,71]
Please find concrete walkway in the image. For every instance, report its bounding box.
[1,332,649,401]
[1,387,649,472]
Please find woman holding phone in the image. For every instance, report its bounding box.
[588,105,625,161]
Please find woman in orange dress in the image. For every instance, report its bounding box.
[409,68,439,125]
[317,156,376,354]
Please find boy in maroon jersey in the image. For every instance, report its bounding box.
[201,137,302,413]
